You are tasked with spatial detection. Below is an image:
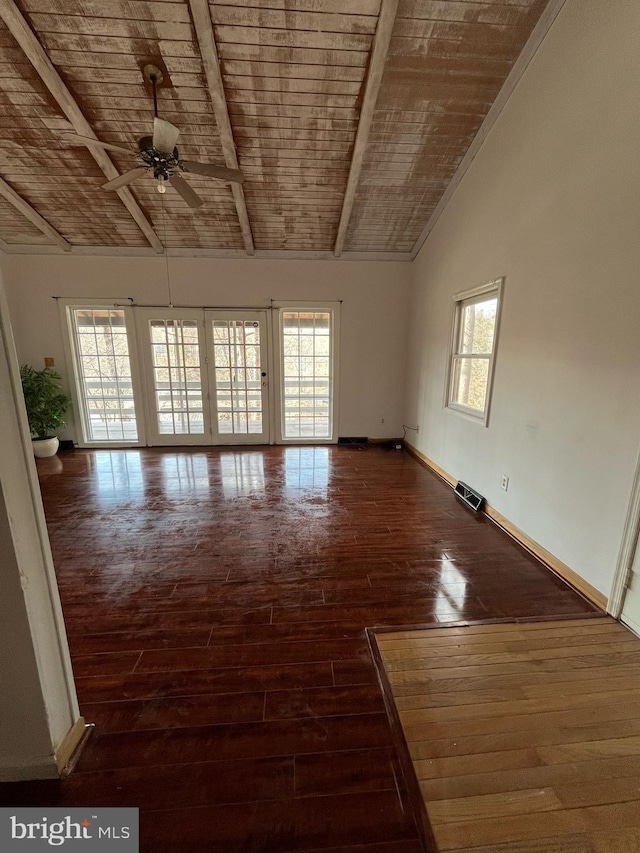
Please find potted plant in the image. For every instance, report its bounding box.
[20,364,71,458]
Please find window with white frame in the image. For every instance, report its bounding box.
[447,278,503,424]
[67,306,140,443]
[278,305,339,442]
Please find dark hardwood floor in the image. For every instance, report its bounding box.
[0,445,598,852]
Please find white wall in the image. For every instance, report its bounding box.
[0,254,411,442]
[0,271,80,780]
[405,0,640,597]
[0,488,55,778]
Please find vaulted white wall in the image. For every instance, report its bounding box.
[0,254,411,442]
[404,0,640,597]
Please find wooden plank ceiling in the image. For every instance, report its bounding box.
[0,0,550,255]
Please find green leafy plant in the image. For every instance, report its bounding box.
[20,364,71,440]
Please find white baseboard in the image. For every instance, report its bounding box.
[55,716,87,775]
[404,442,608,611]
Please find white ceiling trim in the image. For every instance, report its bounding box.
[409,0,568,262]
[0,243,412,262]
[0,0,163,254]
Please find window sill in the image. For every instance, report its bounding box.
[445,403,489,427]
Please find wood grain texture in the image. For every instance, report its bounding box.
[0,181,61,246]
[0,0,163,251]
[334,0,398,256]
[0,0,550,253]
[0,444,600,851]
[377,617,640,852]
[188,0,255,254]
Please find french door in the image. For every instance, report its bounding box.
[136,308,270,446]
[65,301,340,447]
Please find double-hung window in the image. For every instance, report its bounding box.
[447,278,503,424]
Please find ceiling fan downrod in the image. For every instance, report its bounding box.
[143,64,164,119]
[151,75,158,118]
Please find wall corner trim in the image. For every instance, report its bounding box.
[404,442,608,611]
[608,447,640,618]
[55,716,87,775]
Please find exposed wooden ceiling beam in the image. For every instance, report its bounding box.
[0,176,71,252]
[333,0,398,258]
[188,0,255,256]
[0,0,163,254]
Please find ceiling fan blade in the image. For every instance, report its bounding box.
[153,117,180,154]
[101,166,148,191]
[181,161,244,184]
[62,134,135,157]
[169,174,203,208]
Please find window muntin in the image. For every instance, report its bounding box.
[212,319,263,436]
[447,280,502,423]
[149,319,204,435]
[281,310,332,440]
[70,308,138,442]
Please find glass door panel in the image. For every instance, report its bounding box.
[150,319,204,436]
[205,311,269,445]
[137,309,210,445]
[68,307,140,444]
[281,311,332,439]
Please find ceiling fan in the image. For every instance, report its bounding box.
[61,64,244,208]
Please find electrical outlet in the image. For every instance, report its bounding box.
[501,474,509,491]
[381,418,385,424]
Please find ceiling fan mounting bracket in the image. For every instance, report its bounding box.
[142,64,164,87]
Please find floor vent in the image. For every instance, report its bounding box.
[454,481,485,512]
[338,436,368,446]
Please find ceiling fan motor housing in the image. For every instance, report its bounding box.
[138,136,180,180]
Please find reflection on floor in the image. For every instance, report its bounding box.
[376,616,640,852]
[1,446,598,852]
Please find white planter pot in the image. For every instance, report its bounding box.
[32,436,59,458]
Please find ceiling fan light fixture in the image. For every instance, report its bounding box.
[156,176,167,194]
